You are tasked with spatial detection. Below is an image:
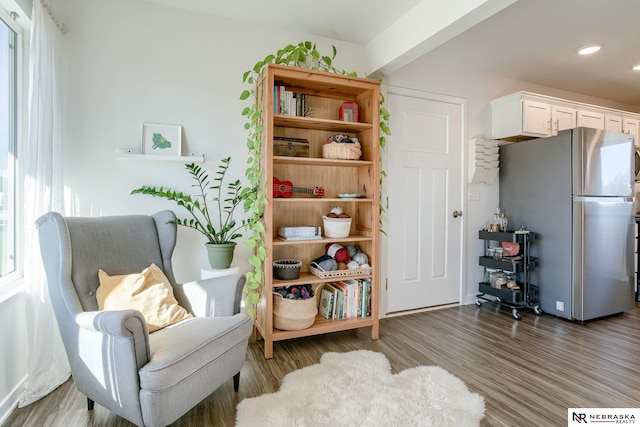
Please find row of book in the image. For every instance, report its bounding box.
[318,279,371,320]
[274,86,308,117]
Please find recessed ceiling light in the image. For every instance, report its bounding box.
[577,45,602,55]
[633,64,640,71]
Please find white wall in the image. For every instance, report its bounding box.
[57,0,367,282]
[0,292,28,423]
[385,55,640,302]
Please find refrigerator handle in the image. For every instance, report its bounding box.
[573,196,633,202]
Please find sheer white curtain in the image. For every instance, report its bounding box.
[18,0,69,407]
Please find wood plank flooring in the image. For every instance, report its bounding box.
[3,302,639,427]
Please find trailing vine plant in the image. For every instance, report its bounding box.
[240,41,390,319]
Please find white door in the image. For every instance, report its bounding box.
[385,88,464,313]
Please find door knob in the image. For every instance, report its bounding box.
[452,210,462,218]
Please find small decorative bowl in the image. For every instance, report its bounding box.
[273,259,302,280]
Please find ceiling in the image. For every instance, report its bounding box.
[145,0,640,107]
[144,0,423,45]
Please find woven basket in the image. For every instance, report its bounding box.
[322,142,362,160]
[308,263,372,279]
[273,293,317,330]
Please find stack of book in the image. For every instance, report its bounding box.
[274,85,308,117]
[318,279,372,320]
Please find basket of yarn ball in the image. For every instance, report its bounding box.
[308,245,372,279]
[273,285,317,331]
[322,142,362,160]
[323,206,352,238]
[322,133,361,160]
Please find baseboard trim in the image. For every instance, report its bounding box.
[385,302,461,318]
[0,375,26,426]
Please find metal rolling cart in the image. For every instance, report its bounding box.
[475,230,542,320]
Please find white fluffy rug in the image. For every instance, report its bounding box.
[235,350,485,426]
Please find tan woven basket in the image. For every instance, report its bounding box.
[308,264,373,279]
[273,293,317,330]
[322,142,362,160]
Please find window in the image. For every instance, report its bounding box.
[0,13,17,284]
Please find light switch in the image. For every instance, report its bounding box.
[468,190,480,201]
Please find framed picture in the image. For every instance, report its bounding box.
[339,102,359,122]
[142,123,182,156]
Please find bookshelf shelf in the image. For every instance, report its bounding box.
[269,316,376,341]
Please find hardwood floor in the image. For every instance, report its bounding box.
[4,302,639,427]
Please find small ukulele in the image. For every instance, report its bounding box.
[273,177,324,198]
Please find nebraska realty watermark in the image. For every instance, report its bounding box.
[569,408,639,425]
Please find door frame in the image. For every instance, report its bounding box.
[380,85,468,317]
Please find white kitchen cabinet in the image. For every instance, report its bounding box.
[623,117,640,146]
[491,92,576,141]
[550,104,576,135]
[605,114,623,132]
[490,91,640,143]
[577,110,605,129]
[521,99,552,137]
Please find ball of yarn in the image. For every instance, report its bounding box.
[345,245,357,257]
[318,258,338,271]
[330,206,343,216]
[313,254,338,271]
[347,260,360,269]
[352,252,369,265]
[325,243,351,263]
[337,262,348,270]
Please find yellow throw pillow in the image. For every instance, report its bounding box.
[97,263,192,333]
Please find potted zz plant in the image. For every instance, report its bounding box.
[131,157,248,269]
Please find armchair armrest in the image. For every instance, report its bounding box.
[176,273,246,317]
[75,309,150,370]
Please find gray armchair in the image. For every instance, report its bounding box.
[35,210,253,427]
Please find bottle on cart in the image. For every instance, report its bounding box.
[491,212,501,232]
[494,270,507,289]
[500,212,508,232]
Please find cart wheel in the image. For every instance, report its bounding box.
[475,298,482,307]
[512,308,521,320]
[533,305,543,316]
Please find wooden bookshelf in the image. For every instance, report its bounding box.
[254,64,381,358]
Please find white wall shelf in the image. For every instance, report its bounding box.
[115,151,205,163]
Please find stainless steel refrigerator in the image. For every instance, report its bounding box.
[499,127,635,321]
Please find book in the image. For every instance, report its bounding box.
[279,85,286,115]
[342,279,360,318]
[331,280,359,319]
[318,287,334,319]
[325,282,344,319]
[359,278,371,317]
